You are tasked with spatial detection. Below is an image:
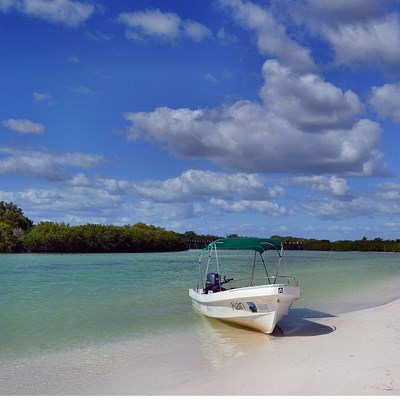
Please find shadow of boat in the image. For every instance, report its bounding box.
[273,307,337,337]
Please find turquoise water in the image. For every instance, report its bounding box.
[1,250,400,362]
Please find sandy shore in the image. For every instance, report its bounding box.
[74,299,400,396]
[2,299,400,396]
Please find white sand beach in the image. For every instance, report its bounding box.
[2,298,400,396]
[72,299,400,396]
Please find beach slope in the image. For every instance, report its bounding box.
[168,299,400,396]
[79,299,400,396]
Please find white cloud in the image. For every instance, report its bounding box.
[291,0,400,71]
[182,19,212,41]
[301,182,400,220]
[133,169,284,202]
[216,27,238,44]
[69,173,132,195]
[375,182,400,200]
[134,199,198,222]
[0,0,17,12]
[124,60,385,176]
[205,73,217,84]
[210,198,289,216]
[260,60,364,132]
[370,82,400,123]
[300,197,364,220]
[293,0,395,26]
[5,173,137,224]
[2,118,45,134]
[292,175,350,197]
[18,186,124,225]
[0,147,104,181]
[218,0,316,73]
[71,86,96,95]
[68,55,80,63]
[326,14,400,69]
[118,8,211,43]
[0,0,95,26]
[32,92,52,103]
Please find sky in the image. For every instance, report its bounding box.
[1,0,400,241]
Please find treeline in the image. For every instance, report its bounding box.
[0,201,186,253]
[276,235,400,252]
[23,222,188,253]
[3,201,400,253]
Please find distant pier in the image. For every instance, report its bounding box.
[187,240,304,250]
[283,241,304,250]
[187,240,213,250]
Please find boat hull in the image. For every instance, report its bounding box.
[189,284,301,334]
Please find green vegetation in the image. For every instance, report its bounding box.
[0,201,33,252]
[1,201,400,253]
[23,222,187,253]
[0,201,186,253]
[274,235,400,253]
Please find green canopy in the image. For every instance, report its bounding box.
[202,237,282,254]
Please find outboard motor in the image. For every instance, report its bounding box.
[204,272,222,294]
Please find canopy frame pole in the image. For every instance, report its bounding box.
[260,251,271,284]
[250,250,257,286]
[214,242,221,291]
[203,246,213,291]
[274,245,283,284]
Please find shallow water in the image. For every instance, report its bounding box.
[1,250,399,394]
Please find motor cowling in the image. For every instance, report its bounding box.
[205,272,222,293]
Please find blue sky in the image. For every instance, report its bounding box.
[2,0,400,240]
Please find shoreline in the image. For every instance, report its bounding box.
[1,298,400,395]
[73,298,400,395]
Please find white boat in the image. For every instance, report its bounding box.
[189,237,301,334]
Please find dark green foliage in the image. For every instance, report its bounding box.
[0,201,33,230]
[3,201,400,253]
[275,235,400,252]
[0,201,33,252]
[22,222,187,253]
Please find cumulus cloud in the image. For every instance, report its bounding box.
[124,59,385,176]
[17,186,124,225]
[326,15,400,69]
[218,0,316,73]
[118,8,211,43]
[133,169,284,202]
[291,175,350,197]
[259,60,364,132]
[69,173,133,195]
[375,182,400,200]
[5,172,139,224]
[0,147,104,181]
[299,178,400,221]
[2,118,45,134]
[301,194,400,221]
[210,198,289,216]
[0,0,16,12]
[134,199,199,223]
[369,82,400,123]
[122,1,387,177]
[0,0,95,26]
[293,0,396,27]
[291,0,400,71]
